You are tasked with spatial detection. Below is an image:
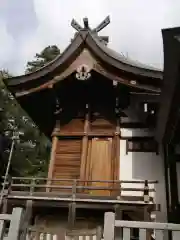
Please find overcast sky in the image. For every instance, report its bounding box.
[0,0,180,75]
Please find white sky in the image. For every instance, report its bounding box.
[0,0,180,75]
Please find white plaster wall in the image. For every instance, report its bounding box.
[121,128,153,137]
[119,129,167,222]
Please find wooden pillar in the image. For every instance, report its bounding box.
[48,135,58,179]
[47,87,61,188]
[115,116,120,181]
[80,104,89,190]
[114,92,121,196]
[47,132,58,192]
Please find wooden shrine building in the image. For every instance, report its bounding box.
[3,16,180,238]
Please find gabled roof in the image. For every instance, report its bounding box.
[4,17,162,97]
[89,31,161,74]
[2,17,164,138]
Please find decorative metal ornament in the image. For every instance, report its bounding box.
[75,64,91,81]
[113,80,118,86]
[130,80,137,85]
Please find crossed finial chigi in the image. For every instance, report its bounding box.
[71,16,110,33]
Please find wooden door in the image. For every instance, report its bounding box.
[53,139,81,191]
[88,138,113,196]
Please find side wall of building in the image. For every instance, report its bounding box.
[119,128,167,222]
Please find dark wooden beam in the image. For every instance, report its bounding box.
[114,85,120,194]
[130,92,160,103]
[163,145,170,219]
[167,144,179,223]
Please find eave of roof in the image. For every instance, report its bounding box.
[5,28,162,91]
[5,30,88,87]
[156,27,180,143]
[88,33,162,78]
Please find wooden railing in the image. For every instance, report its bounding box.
[0,208,23,240]
[26,227,58,240]
[104,212,180,240]
[1,177,158,203]
[26,227,103,240]
[66,228,102,240]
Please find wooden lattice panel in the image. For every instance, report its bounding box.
[52,139,82,189]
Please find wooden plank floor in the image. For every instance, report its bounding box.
[3,191,159,213]
[6,191,151,204]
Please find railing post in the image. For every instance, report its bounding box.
[143,180,150,203]
[30,178,36,196]
[104,212,115,240]
[72,179,77,201]
[114,205,123,240]
[46,178,52,193]
[8,207,24,240]
[68,179,77,230]
[144,206,152,240]
[20,200,33,240]
[0,219,5,240]
[119,181,121,197]
[172,230,180,240]
[96,225,102,240]
[7,176,12,195]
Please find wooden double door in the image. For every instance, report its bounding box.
[52,137,118,196]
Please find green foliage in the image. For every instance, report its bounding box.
[0,44,61,177]
[0,71,51,178]
[26,45,60,73]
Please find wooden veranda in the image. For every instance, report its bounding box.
[0,177,159,210]
[1,208,180,240]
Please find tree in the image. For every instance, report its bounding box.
[26,45,60,73]
[0,44,60,178]
[0,70,51,178]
